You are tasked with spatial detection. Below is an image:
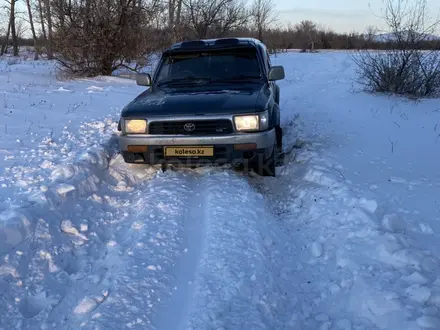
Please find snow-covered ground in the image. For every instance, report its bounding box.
[1,51,439,330]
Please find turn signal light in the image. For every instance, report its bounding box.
[234,143,257,151]
[127,145,148,153]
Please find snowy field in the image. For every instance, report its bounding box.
[0,51,439,330]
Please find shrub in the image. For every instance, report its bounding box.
[352,0,440,98]
[353,49,440,98]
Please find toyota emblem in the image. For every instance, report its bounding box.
[183,123,195,132]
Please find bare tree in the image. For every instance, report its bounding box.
[6,0,19,56]
[44,0,53,59]
[15,17,27,40]
[53,0,65,29]
[168,0,183,29]
[182,0,248,39]
[25,0,39,59]
[353,0,440,98]
[380,0,439,48]
[52,0,164,77]
[250,0,276,42]
[364,25,378,45]
[295,20,318,52]
[1,14,11,55]
[36,0,47,41]
[168,0,184,42]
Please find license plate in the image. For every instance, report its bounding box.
[164,146,214,157]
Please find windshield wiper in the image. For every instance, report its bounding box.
[211,75,262,83]
[157,76,210,87]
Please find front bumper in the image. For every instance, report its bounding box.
[118,129,275,165]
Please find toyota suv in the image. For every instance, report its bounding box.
[117,37,285,176]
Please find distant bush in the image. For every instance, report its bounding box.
[6,57,21,66]
[353,49,440,98]
[352,0,440,99]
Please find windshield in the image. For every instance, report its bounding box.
[155,48,262,86]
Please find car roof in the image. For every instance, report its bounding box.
[164,37,266,54]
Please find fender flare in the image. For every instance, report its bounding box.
[270,103,280,128]
[274,85,280,105]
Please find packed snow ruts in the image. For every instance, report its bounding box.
[0,142,298,330]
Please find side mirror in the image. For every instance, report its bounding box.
[268,66,285,81]
[136,73,152,86]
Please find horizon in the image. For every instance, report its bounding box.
[274,0,440,34]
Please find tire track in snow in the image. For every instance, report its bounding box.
[154,174,207,330]
[50,168,295,330]
[1,128,296,330]
[69,168,295,330]
[181,170,295,330]
[118,169,296,330]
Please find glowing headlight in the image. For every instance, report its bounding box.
[234,111,269,131]
[234,115,259,131]
[125,119,147,134]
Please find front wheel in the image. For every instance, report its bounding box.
[275,125,283,154]
[274,85,280,105]
[253,145,276,177]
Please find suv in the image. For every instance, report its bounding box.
[117,37,285,176]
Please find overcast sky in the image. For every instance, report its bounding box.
[274,0,440,33]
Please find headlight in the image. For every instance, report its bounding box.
[235,115,259,131]
[125,119,147,134]
[234,111,269,132]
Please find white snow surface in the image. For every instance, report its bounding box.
[1,52,440,330]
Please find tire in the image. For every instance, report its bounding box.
[253,144,276,177]
[275,125,283,154]
[122,151,146,164]
[122,151,135,163]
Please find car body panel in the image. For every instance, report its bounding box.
[121,84,269,117]
[119,128,275,149]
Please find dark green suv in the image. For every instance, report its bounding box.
[117,37,285,176]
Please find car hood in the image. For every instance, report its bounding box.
[121,84,270,117]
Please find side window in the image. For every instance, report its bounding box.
[266,51,272,70]
[262,51,269,74]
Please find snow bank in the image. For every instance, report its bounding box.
[0,134,158,329]
[0,61,149,328]
[0,121,116,256]
[0,58,144,257]
[255,140,440,329]
[261,50,440,329]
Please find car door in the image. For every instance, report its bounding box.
[262,49,280,127]
[265,50,280,104]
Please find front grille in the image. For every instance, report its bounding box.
[148,119,234,135]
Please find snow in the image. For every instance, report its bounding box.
[1,51,440,330]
